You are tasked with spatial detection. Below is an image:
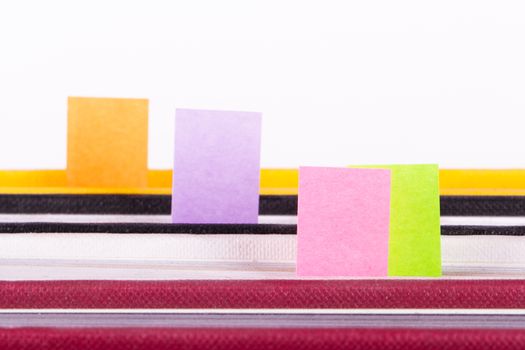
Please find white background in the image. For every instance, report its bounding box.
[0,0,524,170]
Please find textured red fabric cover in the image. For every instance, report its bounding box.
[1,328,525,350]
[2,279,525,309]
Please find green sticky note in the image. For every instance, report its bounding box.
[353,164,441,277]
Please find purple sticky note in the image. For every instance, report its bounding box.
[297,167,391,277]
[172,109,262,224]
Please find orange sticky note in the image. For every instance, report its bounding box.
[67,97,149,188]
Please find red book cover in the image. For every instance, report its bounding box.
[2,279,525,309]
[1,328,525,350]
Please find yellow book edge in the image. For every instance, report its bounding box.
[1,169,525,196]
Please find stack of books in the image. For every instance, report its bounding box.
[1,97,525,349]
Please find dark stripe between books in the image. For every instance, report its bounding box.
[0,223,523,236]
[0,195,295,215]
[1,194,525,216]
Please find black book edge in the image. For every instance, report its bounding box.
[1,194,525,216]
[0,222,524,236]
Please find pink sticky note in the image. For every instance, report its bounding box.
[297,167,391,277]
[172,108,262,224]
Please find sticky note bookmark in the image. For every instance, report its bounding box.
[356,164,442,277]
[172,109,262,224]
[297,167,391,277]
[67,97,149,188]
